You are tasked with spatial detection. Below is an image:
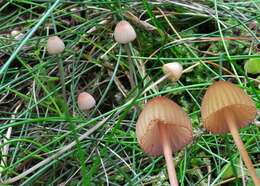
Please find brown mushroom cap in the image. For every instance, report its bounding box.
[201,80,256,133]
[136,96,193,156]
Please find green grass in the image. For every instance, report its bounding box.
[0,0,259,185]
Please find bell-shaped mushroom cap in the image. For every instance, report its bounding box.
[77,92,96,111]
[114,20,136,44]
[201,80,256,133]
[136,96,193,156]
[47,36,65,55]
[163,62,183,81]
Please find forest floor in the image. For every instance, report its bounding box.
[0,1,259,185]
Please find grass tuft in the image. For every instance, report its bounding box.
[0,1,259,185]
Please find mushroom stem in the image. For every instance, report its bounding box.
[57,57,67,102]
[124,44,135,89]
[143,74,168,94]
[159,124,179,186]
[225,111,260,185]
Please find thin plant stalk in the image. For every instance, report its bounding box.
[124,44,135,89]
[226,111,260,185]
[142,62,201,95]
[57,56,66,102]
[143,74,168,94]
[0,99,21,178]
[1,116,110,184]
[0,0,62,75]
[159,124,179,186]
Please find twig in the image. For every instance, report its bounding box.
[124,11,156,31]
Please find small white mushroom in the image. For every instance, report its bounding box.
[77,92,96,111]
[11,30,24,40]
[114,20,136,44]
[47,36,65,55]
[163,62,183,81]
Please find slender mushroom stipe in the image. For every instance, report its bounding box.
[136,96,193,186]
[201,80,259,185]
[47,36,66,101]
[114,20,137,88]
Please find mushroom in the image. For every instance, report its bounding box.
[11,30,24,40]
[77,92,96,111]
[163,62,183,82]
[143,62,183,94]
[47,36,66,101]
[114,20,136,88]
[47,36,65,55]
[201,80,259,185]
[114,20,136,44]
[136,96,193,186]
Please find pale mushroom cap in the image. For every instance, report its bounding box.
[11,30,24,40]
[47,36,65,55]
[201,80,256,133]
[114,20,136,44]
[136,96,193,156]
[163,62,183,81]
[11,30,20,36]
[77,92,96,111]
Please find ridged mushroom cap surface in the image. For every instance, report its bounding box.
[136,96,193,156]
[201,80,256,133]
[114,20,136,44]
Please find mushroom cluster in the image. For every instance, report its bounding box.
[135,80,259,185]
[47,20,259,186]
[201,80,259,185]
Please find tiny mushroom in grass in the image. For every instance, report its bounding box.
[136,96,193,186]
[47,35,66,101]
[11,30,24,40]
[143,62,183,94]
[163,62,183,82]
[114,20,136,44]
[77,92,96,111]
[201,80,260,185]
[114,20,136,88]
[47,36,65,55]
